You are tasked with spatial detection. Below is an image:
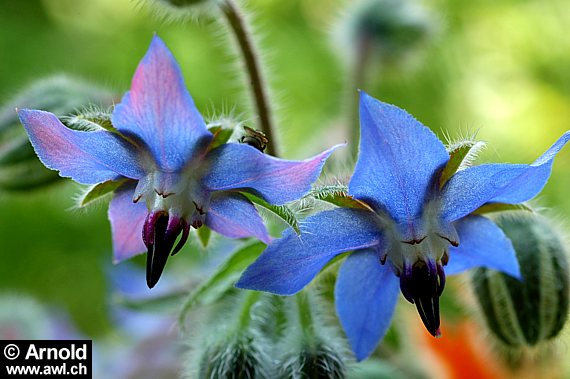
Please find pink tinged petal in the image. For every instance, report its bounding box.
[441,131,570,223]
[236,208,383,295]
[203,143,343,205]
[109,185,148,263]
[206,191,272,244]
[447,215,521,279]
[19,109,144,184]
[349,92,449,226]
[112,35,212,171]
[335,249,400,361]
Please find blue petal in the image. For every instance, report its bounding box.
[19,109,144,184]
[447,215,521,279]
[108,184,148,263]
[206,191,272,244]
[349,93,449,227]
[112,35,212,172]
[203,143,342,205]
[236,208,383,295]
[335,249,399,361]
[441,131,570,222]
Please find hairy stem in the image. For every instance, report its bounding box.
[220,0,278,156]
[296,292,316,345]
[237,291,261,330]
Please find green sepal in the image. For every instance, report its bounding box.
[179,241,266,327]
[197,226,212,248]
[308,184,372,210]
[61,106,116,133]
[78,179,131,207]
[440,140,485,188]
[242,192,301,234]
[473,202,533,215]
[208,125,234,150]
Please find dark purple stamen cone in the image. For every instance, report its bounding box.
[143,211,188,288]
[171,220,190,257]
[399,260,445,337]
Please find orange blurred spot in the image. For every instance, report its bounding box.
[417,321,507,379]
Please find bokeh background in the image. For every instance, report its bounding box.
[1,0,569,378]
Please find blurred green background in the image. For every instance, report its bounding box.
[0,0,569,367]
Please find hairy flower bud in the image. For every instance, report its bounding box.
[471,215,569,347]
[198,335,272,379]
[143,0,216,21]
[281,342,346,379]
[0,294,75,340]
[156,0,211,7]
[1,75,114,190]
[334,0,435,66]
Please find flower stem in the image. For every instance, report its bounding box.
[296,292,316,345]
[220,0,278,157]
[349,36,373,161]
[237,290,261,330]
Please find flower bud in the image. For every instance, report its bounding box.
[198,335,272,379]
[334,0,435,66]
[156,0,211,8]
[281,342,346,379]
[471,215,569,347]
[0,75,114,190]
[143,0,215,21]
[1,75,114,132]
[0,294,76,340]
[279,293,348,379]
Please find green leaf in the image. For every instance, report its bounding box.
[242,192,300,234]
[197,226,211,248]
[473,202,533,215]
[440,140,485,188]
[179,241,266,327]
[208,125,234,149]
[308,184,372,210]
[78,179,130,207]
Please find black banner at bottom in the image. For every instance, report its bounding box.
[1,340,91,377]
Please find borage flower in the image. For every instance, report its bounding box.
[237,92,570,360]
[19,36,339,288]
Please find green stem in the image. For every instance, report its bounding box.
[220,0,278,157]
[237,291,261,330]
[349,36,373,161]
[296,292,315,345]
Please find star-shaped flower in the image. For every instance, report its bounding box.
[237,92,570,360]
[18,36,338,288]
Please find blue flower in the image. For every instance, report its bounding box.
[18,36,339,288]
[237,92,570,360]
